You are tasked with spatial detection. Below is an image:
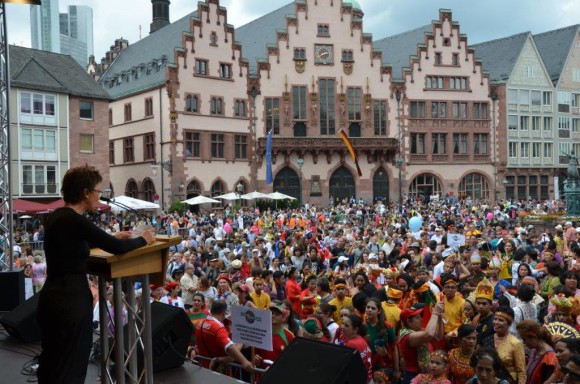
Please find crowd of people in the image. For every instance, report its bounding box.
[127,196,579,384]
[11,192,580,384]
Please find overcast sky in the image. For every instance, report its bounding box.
[6,0,580,62]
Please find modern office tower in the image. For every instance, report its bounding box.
[30,0,60,53]
[30,1,93,66]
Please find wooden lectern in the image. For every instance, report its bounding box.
[87,235,181,384]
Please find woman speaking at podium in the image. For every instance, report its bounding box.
[37,166,156,383]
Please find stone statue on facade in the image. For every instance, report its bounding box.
[563,151,580,215]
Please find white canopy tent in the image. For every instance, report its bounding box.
[241,191,271,200]
[267,191,296,200]
[214,192,242,201]
[182,196,220,205]
[101,195,160,210]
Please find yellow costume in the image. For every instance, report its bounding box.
[495,333,527,384]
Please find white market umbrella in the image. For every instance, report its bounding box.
[268,191,296,200]
[214,192,242,201]
[182,195,220,205]
[241,191,271,200]
[102,195,159,210]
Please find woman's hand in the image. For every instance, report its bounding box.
[141,228,156,245]
[115,231,132,239]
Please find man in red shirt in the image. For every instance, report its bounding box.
[253,301,295,368]
[195,301,253,372]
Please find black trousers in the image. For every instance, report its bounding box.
[37,275,93,384]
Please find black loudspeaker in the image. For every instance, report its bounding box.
[114,301,193,373]
[0,292,41,343]
[0,270,25,311]
[259,338,367,384]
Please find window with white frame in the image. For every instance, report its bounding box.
[508,142,518,158]
[532,142,541,158]
[559,142,571,157]
[20,92,55,116]
[519,90,529,105]
[526,66,535,78]
[531,91,541,106]
[520,142,529,158]
[22,164,56,194]
[558,91,571,112]
[520,116,529,130]
[573,69,580,82]
[542,91,552,106]
[572,93,580,108]
[543,117,553,132]
[507,89,517,105]
[79,101,93,119]
[573,118,579,133]
[21,128,56,159]
[544,143,552,159]
[559,117,571,130]
[532,116,541,131]
[508,115,518,130]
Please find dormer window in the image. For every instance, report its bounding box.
[342,50,354,62]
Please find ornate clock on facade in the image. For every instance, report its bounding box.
[315,44,334,65]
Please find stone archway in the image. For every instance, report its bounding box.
[373,167,389,203]
[273,167,300,200]
[329,166,355,204]
[458,173,490,200]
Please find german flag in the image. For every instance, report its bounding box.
[338,129,362,176]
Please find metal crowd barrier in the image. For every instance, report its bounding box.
[193,354,267,383]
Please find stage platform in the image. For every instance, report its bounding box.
[0,319,244,383]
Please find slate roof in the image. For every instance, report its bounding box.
[470,32,529,84]
[533,24,579,86]
[373,25,432,81]
[234,3,295,75]
[101,3,294,98]
[9,45,110,100]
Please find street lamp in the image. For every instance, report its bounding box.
[296,158,304,205]
[395,90,403,212]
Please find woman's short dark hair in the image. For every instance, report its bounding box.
[546,261,562,276]
[316,277,330,292]
[470,347,503,372]
[61,166,103,204]
[517,284,535,302]
[560,270,579,286]
[457,324,476,339]
[556,338,580,354]
[318,302,337,317]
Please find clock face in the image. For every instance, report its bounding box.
[315,44,333,65]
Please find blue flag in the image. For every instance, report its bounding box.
[266,130,273,184]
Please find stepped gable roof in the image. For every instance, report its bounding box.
[470,32,529,83]
[10,45,110,99]
[533,24,579,86]
[100,11,197,99]
[373,25,432,81]
[101,3,294,97]
[234,2,295,75]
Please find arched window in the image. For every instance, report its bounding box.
[211,181,224,207]
[409,173,442,201]
[373,167,389,203]
[186,180,201,199]
[273,167,300,200]
[142,179,155,202]
[329,167,356,204]
[458,173,490,200]
[125,179,138,198]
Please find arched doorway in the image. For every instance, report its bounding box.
[373,167,389,203]
[329,166,355,204]
[142,178,155,202]
[211,180,225,208]
[458,173,490,200]
[409,173,442,202]
[125,179,138,198]
[273,167,300,200]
